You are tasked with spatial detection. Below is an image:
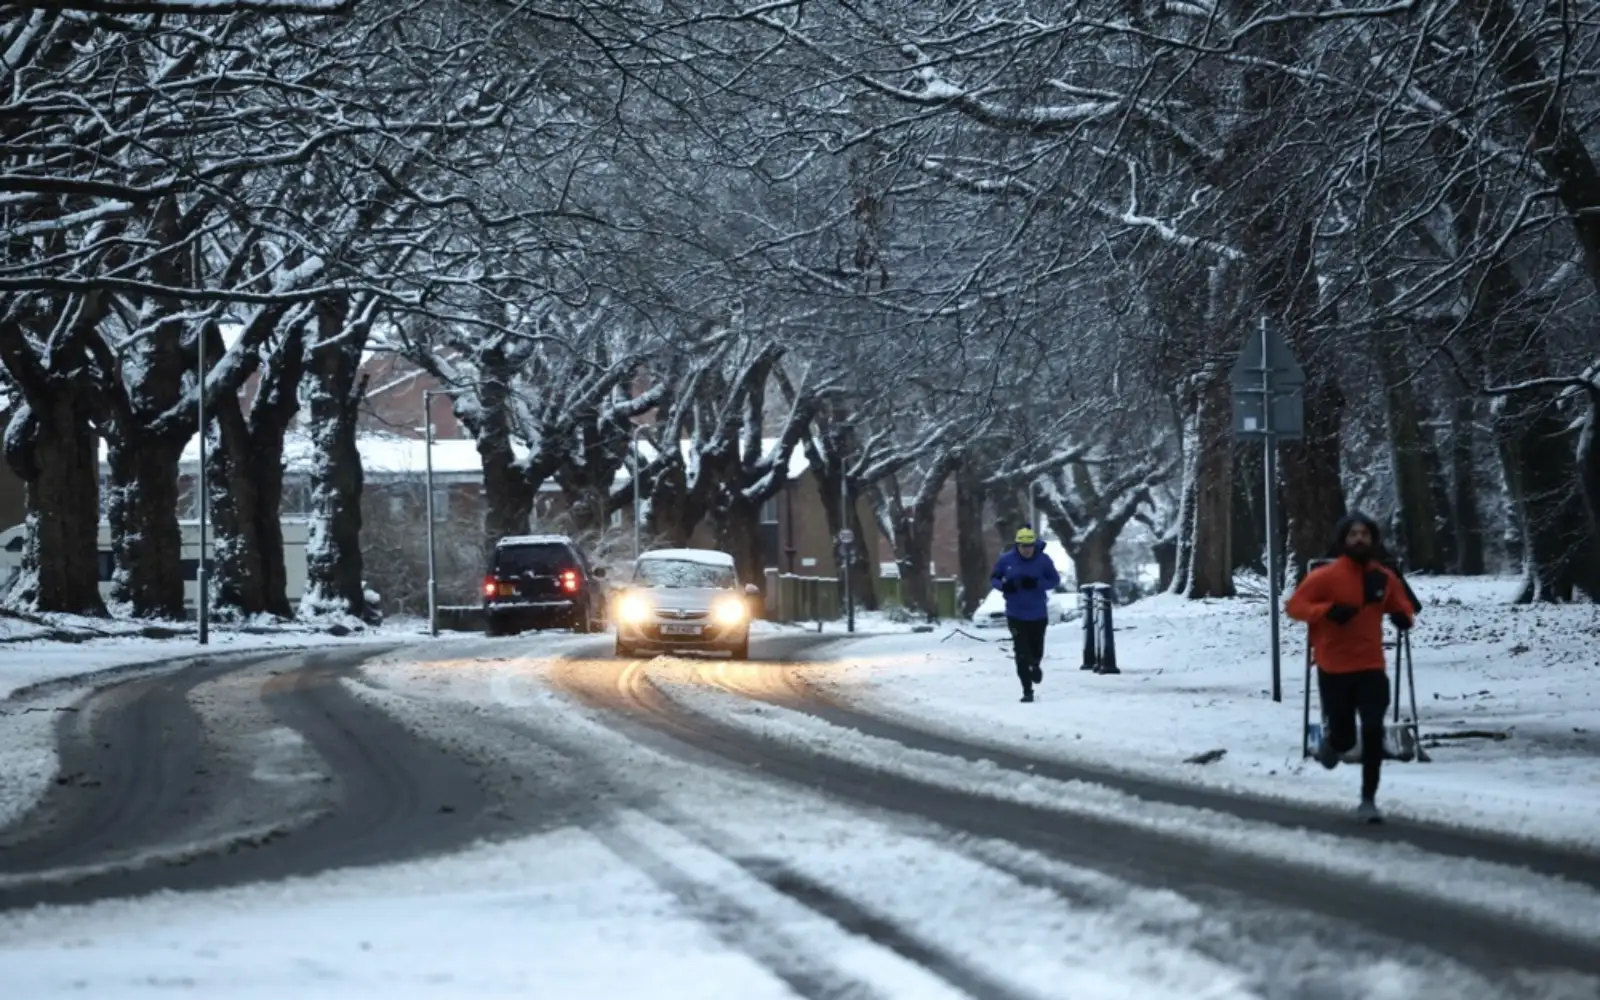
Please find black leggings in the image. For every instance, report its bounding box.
[1319,668,1391,799]
[1007,617,1047,689]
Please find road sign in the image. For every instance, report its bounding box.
[1233,392,1306,438]
[1231,320,1306,440]
[838,529,855,546]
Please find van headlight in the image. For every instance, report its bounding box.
[712,597,747,626]
[617,594,653,625]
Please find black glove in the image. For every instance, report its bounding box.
[1325,604,1359,625]
[1363,569,1388,604]
[1018,576,1037,590]
[1389,612,1412,631]
[1000,580,1017,595]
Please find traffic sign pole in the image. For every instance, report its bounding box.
[1231,317,1305,705]
[1260,318,1283,703]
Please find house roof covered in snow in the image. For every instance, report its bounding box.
[95,434,811,485]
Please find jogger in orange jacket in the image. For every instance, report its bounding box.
[1287,512,1417,823]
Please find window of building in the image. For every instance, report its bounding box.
[432,489,449,521]
[388,495,405,519]
[760,495,779,524]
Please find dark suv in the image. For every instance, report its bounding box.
[482,534,607,636]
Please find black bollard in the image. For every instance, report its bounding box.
[1080,584,1098,670]
[1095,584,1120,674]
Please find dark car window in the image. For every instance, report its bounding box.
[633,559,736,589]
[494,544,575,576]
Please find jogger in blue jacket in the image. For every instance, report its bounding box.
[990,526,1062,702]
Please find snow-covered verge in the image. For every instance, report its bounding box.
[0,615,464,700]
[800,575,1600,849]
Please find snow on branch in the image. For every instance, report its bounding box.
[7,1,357,12]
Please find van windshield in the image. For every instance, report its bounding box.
[633,559,736,589]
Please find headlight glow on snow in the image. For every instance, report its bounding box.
[617,594,652,624]
[712,597,747,626]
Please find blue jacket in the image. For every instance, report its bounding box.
[990,543,1062,621]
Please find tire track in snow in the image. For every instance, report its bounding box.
[733,658,1600,888]
[0,645,502,910]
[549,653,1600,986]
[594,821,894,1000]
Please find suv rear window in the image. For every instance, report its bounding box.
[493,544,574,576]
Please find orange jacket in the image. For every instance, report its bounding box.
[1285,556,1415,673]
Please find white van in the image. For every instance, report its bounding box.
[0,518,310,614]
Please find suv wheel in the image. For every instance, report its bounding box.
[573,601,592,634]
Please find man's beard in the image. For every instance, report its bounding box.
[1344,542,1373,562]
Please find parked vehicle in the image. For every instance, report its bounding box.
[482,534,607,636]
[971,584,1079,629]
[0,519,311,615]
[611,548,758,660]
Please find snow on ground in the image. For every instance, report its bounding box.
[5,645,1273,1000]
[645,657,1600,946]
[800,575,1600,849]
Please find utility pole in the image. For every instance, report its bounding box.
[196,326,209,646]
[631,424,643,562]
[1259,319,1281,703]
[839,472,855,633]
[423,388,461,638]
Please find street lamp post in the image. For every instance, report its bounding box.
[196,328,209,645]
[630,424,643,561]
[422,388,461,638]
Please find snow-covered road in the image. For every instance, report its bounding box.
[1,633,1598,999]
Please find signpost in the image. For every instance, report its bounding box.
[838,475,856,634]
[1230,318,1305,703]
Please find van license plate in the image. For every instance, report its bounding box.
[660,623,703,636]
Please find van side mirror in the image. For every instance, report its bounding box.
[592,567,607,579]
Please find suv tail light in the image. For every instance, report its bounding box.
[483,576,513,598]
[560,569,579,594]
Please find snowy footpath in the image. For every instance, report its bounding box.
[800,576,1600,848]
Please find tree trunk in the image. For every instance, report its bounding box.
[644,461,699,547]
[208,403,269,618]
[812,464,878,609]
[1279,373,1345,580]
[1578,392,1600,557]
[3,392,105,614]
[302,299,373,622]
[473,386,536,546]
[103,436,187,619]
[1071,528,1116,586]
[846,500,879,611]
[1231,445,1265,573]
[1495,392,1597,601]
[992,487,1026,549]
[1185,373,1235,598]
[1373,331,1447,572]
[714,495,765,588]
[1152,535,1177,592]
[955,459,991,615]
[1451,394,1487,575]
[895,514,937,617]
